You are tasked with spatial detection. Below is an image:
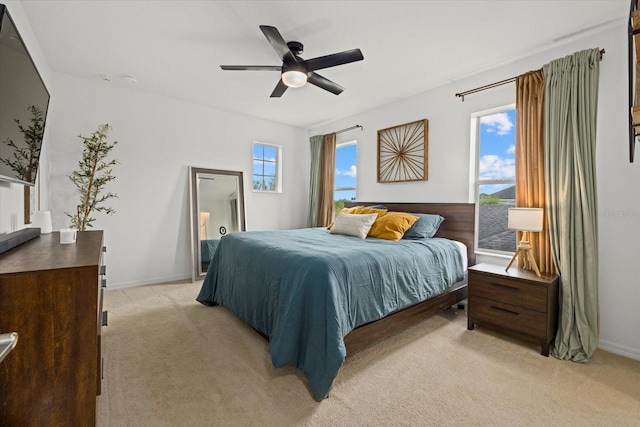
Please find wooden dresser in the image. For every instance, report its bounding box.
[467,263,559,356]
[0,230,105,426]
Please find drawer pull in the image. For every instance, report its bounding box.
[490,282,519,291]
[490,305,520,316]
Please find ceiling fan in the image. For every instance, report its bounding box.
[220,25,364,98]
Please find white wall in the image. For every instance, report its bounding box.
[309,23,640,360]
[0,0,53,234]
[46,72,308,288]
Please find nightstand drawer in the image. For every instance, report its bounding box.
[471,296,546,337]
[469,272,547,312]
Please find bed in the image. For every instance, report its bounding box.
[200,239,220,272]
[197,202,475,401]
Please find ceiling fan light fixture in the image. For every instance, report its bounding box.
[282,69,307,88]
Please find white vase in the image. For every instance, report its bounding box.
[31,211,52,234]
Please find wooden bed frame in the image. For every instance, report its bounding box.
[342,202,476,355]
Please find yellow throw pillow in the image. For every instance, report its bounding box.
[327,206,387,229]
[368,212,419,241]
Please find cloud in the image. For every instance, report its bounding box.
[480,112,514,135]
[336,165,357,178]
[507,144,516,154]
[479,154,515,179]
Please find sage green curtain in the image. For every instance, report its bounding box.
[543,48,600,362]
[307,135,323,227]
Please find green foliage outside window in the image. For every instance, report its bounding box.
[479,194,500,205]
[253,177,277,191]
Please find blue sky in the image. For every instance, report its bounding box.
[479,109,516,194]
[334,143,357,201]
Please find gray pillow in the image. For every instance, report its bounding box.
[402,213,444,239]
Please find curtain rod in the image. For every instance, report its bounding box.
[334,124,363,135]
[454,48,605,101]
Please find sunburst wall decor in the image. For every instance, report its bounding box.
[377,119,428,183]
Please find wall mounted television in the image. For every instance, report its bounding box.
[0,3,50,187]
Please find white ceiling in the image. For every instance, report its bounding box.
[19,0,628,129]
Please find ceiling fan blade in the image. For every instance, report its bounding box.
[270,79,288,98]
[307,72,344,95]
[303,49,364,71]
[220,65,282,71]
[260,25,298,65]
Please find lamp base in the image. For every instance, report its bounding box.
[505,241,541,277]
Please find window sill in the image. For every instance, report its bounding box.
[475,250,513,259]
[252,189,282,194]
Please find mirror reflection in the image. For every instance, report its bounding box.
[0,7,50,185]
[190,167,245,281]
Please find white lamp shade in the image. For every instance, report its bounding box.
[508,208,543,232]
[281,70,307,88]
[31,210,52,234]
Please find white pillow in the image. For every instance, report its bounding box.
[329,212,377,239]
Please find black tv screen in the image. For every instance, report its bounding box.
[0,4,50,186]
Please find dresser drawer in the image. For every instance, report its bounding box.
[469,272,547,312]
[470,296,546,338]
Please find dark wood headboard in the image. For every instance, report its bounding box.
[344,202,476,265]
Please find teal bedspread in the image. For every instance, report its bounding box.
[200,239,220,263]
[196,227,465,401]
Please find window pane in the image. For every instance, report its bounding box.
[263,161,276,176]
[252,175,264,190]
[333,143,357,215]
[253,144,263,160]
[478,184,516,252]
[253,161,263,175]
[478,110,516,181]
[333,189,356,213]
[263,145,277,161]
[264,176,277,191]
[476,108,516,253]
[335,144,357,189]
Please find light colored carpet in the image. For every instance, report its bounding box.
[97,281,640,426]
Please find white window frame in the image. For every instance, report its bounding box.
[252,141,282,193]
[469,103,516,256]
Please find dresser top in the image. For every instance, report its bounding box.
[0,230,103,275]
[469,262,558,284]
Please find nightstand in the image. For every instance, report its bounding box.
[467,263,559,356]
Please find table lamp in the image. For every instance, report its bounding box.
[505,207,544,277]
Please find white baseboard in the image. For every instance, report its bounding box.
[599,339,640,361]
[106,274,193,290]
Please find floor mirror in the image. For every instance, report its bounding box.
[189,167,245,281]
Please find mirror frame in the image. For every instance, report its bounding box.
[189,167,246,281]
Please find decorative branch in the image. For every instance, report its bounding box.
[0,105,45,183]
[65,124,119,231]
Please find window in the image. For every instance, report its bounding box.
[252,142,281,192]
[334,140,357,212]
[471,107,516,254]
